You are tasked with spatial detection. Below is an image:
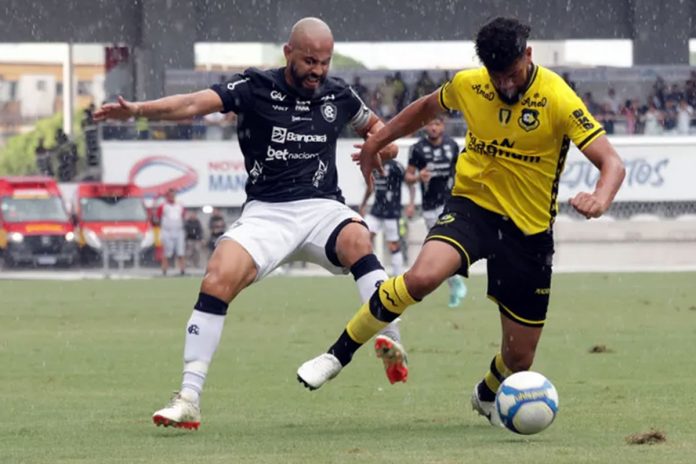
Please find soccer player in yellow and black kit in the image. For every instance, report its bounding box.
[297,17,626,425]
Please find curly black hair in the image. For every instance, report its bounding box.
[475,17,531,73]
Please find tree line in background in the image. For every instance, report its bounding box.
[0,110,87,177]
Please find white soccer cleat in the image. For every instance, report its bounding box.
[471,383,503,428]
[152,391,201,430]
[297,353,343,390]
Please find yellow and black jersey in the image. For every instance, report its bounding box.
[439,64,605,234]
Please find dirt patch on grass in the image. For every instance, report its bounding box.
[625,429,667,445]
[589,344,613,353]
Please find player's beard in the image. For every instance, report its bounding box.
[496,85,524,105]
[289,63,326,97]
[496,63,534,105]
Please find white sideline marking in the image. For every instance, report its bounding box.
[1,264,696,282]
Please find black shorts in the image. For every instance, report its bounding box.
[426,196,555,326]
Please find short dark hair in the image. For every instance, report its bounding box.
[475,17,531,73]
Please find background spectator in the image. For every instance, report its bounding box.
[207,208,227,255]
[184,210,204,268]
[676,99,694,135]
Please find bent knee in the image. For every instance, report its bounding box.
[200,242,256,301]
[202,260,230,287]
[403,267,442,299]
[336,224,373,266]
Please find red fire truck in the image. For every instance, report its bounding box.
[72,183,155,265]
[0,176,78,267]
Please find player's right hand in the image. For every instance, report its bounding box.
[569,192,607,219]
[93,96,139,122]
[420,169,432,183]
[405,204,415,219]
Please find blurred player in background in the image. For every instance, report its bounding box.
[206,208,226,256]
[405,115,467,307]
[298,17,625,426]
[95,17,405,430]
[359,157,409,382]
[157,188,186,276]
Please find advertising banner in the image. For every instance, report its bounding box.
[102,136,696,207]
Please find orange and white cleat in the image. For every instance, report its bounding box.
[374,335,409,384]
[152,391,201,430]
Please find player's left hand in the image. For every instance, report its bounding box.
[352,143,396,164]
[357,138,385,189]
[351,143,363,164]
[569,192,607,219]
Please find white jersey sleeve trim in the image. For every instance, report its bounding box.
[348,87,372,132]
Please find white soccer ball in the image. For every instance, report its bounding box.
[495,371,559,435]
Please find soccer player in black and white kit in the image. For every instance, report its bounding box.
[359,159,407,277]
[405,115,468,307]
[358,158,409,383]
[95,17,406,429]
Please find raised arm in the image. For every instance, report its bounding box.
[355,113,399,161]
[570,135,625,219]
[358,91,445,185]
[93,89,224,122]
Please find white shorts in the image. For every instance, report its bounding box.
[221,199,364,280]
[364,214,401,242]
[423,205,445,229]
[161,229,185,258]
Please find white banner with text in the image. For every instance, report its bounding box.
[102,136,696,207]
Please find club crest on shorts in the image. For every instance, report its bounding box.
[187,324,200,335]
[321,102,337,122]
[436,213,455,225]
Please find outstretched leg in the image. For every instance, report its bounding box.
[152,239,257,429]
[336,222,408,384]
[297,240,461,390]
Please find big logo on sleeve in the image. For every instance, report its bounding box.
[571,109,595,130]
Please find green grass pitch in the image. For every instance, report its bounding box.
[2,272,696,463]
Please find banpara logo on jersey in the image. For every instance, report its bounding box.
[270,126,327,144]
